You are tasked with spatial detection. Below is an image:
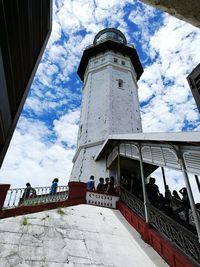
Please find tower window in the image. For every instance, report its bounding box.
[114,58,118,63]
[118,79,123,88]
[121,60,125,65]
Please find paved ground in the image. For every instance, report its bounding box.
[0,204,168,267]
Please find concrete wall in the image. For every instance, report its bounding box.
[140,0,200,28]
[70,50,142,184]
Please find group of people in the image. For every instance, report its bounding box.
[86,175,117,194]
[20,178,59,202]
[121,174,192,225]
[146,177,191,225]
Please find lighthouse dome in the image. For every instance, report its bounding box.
[93,28,127,45]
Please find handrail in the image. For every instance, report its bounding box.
[3,185,69,209]
[120,186,145,220]
[148,204,200,263]
[120,187,200,264]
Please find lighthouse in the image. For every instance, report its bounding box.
[70,28,144,183]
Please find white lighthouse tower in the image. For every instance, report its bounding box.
[70,28,143,183]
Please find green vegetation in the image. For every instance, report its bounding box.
[56,208,65,215]
[21,217,28,225]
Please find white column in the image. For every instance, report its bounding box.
[178,147,200,242]
[138,145,149,223]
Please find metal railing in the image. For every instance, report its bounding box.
[3,185,68,209]
[148,205,200,263]
[85,37,134,50]
[120,187,200,264]
[120,187,145,220]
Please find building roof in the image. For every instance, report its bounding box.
[95,132,200,160]
[0,1,52,167]
[0,204,168,266]
[77,39,143,81]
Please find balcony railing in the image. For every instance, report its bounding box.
[120,187,145,220]
[85,37,134,50]
[3,185,68,209]
[120,187,200,264]
[86,191,119,209]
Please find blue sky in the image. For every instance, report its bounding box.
[0,0,200,199]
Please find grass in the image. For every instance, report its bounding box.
[56,208,65,215]
[21,217,28,225]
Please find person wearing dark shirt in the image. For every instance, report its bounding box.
[176,187,190,224]
[172,190,181,200]
[86,175,95,191]
[21,183,36,202]
[164,185,172,207]
[146,177,160,207]
[106,176,115,194]
[104,177,109,192]
[97,177,104,192]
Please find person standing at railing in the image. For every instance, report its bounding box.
[175,187,191,224]
[50,178,59,195]
[96,177,104,192]
[86,176,95,191]
[106,176,115,194]
[20,183,36,203]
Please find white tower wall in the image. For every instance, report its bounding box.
[70,50,142,183]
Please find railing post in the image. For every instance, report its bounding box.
[138,145,149,223]
[161,167,167,190]
[195,175,200,194]
[0,184,10,211]
[68,182,86,204]
[117,144,121,186]
[178,147,200,242]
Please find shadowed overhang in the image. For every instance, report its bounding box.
[0,0,52,167]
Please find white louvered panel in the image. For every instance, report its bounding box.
[162,148,180,169]
[184,152,200,175]
[107,146,118,168]
[141,146,152,162]
[125,144,131,156]
[120,144,125,155]
[112,147,118,161]
[151,147,164,165]
[107,153,112,168]
[131,145,138,159]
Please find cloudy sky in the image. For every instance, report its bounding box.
[0,0,200,200]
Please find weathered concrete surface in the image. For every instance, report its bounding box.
[70,50,142,183]
[0,205,168,266]
[140,0,200,27]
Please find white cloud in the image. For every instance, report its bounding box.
[138,15,200,132]
[0,110,79,188]
[53,109,80,147]
[1,0,200,202]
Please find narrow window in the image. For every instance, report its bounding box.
[94,60,98,64]
[114,58,118,63]
[118,79,123,88]
[121,60,125,65]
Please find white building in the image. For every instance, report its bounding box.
[70,28,143,183]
